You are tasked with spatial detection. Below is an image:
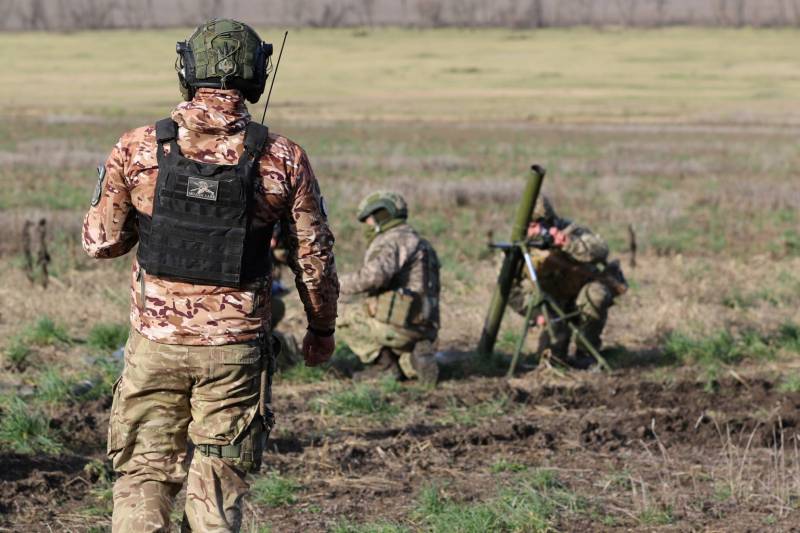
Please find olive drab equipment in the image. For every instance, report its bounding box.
[176,19,274,104]
[136,118,272,288]
[372,238,440,329]
[357,191,409,222]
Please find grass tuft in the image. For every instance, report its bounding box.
[490,459,528,474]
[280,363,327,383]
[778,374,800,393]
[251,472,300,507]
[331,521,408,533]
[26,316,71,346]
[36,368,74,405]
[4,337,31,369]
[86,323,128,352]
[0,397,62,454]
[312,384,399,421]
[413,471,582,533]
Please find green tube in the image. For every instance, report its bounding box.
[477,165,546,357]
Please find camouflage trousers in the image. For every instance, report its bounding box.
[540,282,613,358]
[108,330,267,533]
[337,301,436,378]
[511,281,615,359]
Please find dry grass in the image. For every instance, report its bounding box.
[2,28,800,123]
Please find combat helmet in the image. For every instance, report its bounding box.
[532,195,557,222]
[176,19,273,104]
[357,191,408,222]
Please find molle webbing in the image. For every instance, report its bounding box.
[136,118,271,288]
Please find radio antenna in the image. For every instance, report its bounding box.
[261,31,288,125]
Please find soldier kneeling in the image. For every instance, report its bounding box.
[509,196,626,369]
[338,191,441,385]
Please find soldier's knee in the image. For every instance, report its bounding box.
[578,282,613,320]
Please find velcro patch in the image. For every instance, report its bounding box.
[187,177,219,201]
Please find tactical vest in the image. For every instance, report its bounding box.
[137,118,271,288]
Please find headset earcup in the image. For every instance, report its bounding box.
[177,71,194,101]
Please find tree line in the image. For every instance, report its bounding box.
[3,0,800,31]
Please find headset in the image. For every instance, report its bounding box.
[175,32,273,104]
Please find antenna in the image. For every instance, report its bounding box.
[261,31,288,124]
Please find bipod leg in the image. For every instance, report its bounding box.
[544,297,611,372]
[567,323,611,371]
[507,293,539,378]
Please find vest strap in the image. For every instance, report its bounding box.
[155,118,178,143]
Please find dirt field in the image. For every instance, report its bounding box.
[1,28,800,532]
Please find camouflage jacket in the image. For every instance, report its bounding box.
[511,218,611,306]
[340,223,440,328]
[82,88,339,345]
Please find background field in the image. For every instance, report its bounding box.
[1,27,800,532]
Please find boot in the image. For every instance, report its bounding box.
[411,340,439,387]
[353,348,403,382]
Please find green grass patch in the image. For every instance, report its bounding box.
[440,396,510,427]
[638,505,675,526]
[414,470,584,533]
[778,374,800,393]
[4,337,31,369]
[312,384,399,421]
[3,316,72,369]
[280,363,327,384]
[665,324,800,370]
[26,316,72,346]
[36,368,74,405]
[491,459,528,474]
[0,397,62,454]
[332,522,409,533]
[86,323,129,352]
[251,472,300,507]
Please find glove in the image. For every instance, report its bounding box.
[302,331,335,367]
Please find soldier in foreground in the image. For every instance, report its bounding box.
[338,192,441,385]
[508,196,625,369]
[82,19,338,532]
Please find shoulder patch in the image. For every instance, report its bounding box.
[91,164,106,207]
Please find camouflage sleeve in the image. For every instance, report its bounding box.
[562,224,609,264]
[339,237,402,295]
[82,140,138,259]
[286,148,339,332]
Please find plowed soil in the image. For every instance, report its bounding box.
[4,366,800,532]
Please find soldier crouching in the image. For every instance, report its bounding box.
[337,191,441,386]
[508,196,626,369]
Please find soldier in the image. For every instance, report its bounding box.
[338,191,441,385]
[508,196,625,369]
[82,19,338,532]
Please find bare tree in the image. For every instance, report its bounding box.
[17,0,50,29]
[118,0,154,29]
[788,0,800,25]
[615,0,639,26]
[451,0,479,26]
[415,0,445,27]
[355,0,376,25]
[527,0,546,28]
[59,0,118,30]
[198,0,223,21]
[715,0,748,26]
[308,2,353,28]
[654,0,670,26]
[574,0,596,26]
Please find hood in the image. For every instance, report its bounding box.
[171,88,251,136]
